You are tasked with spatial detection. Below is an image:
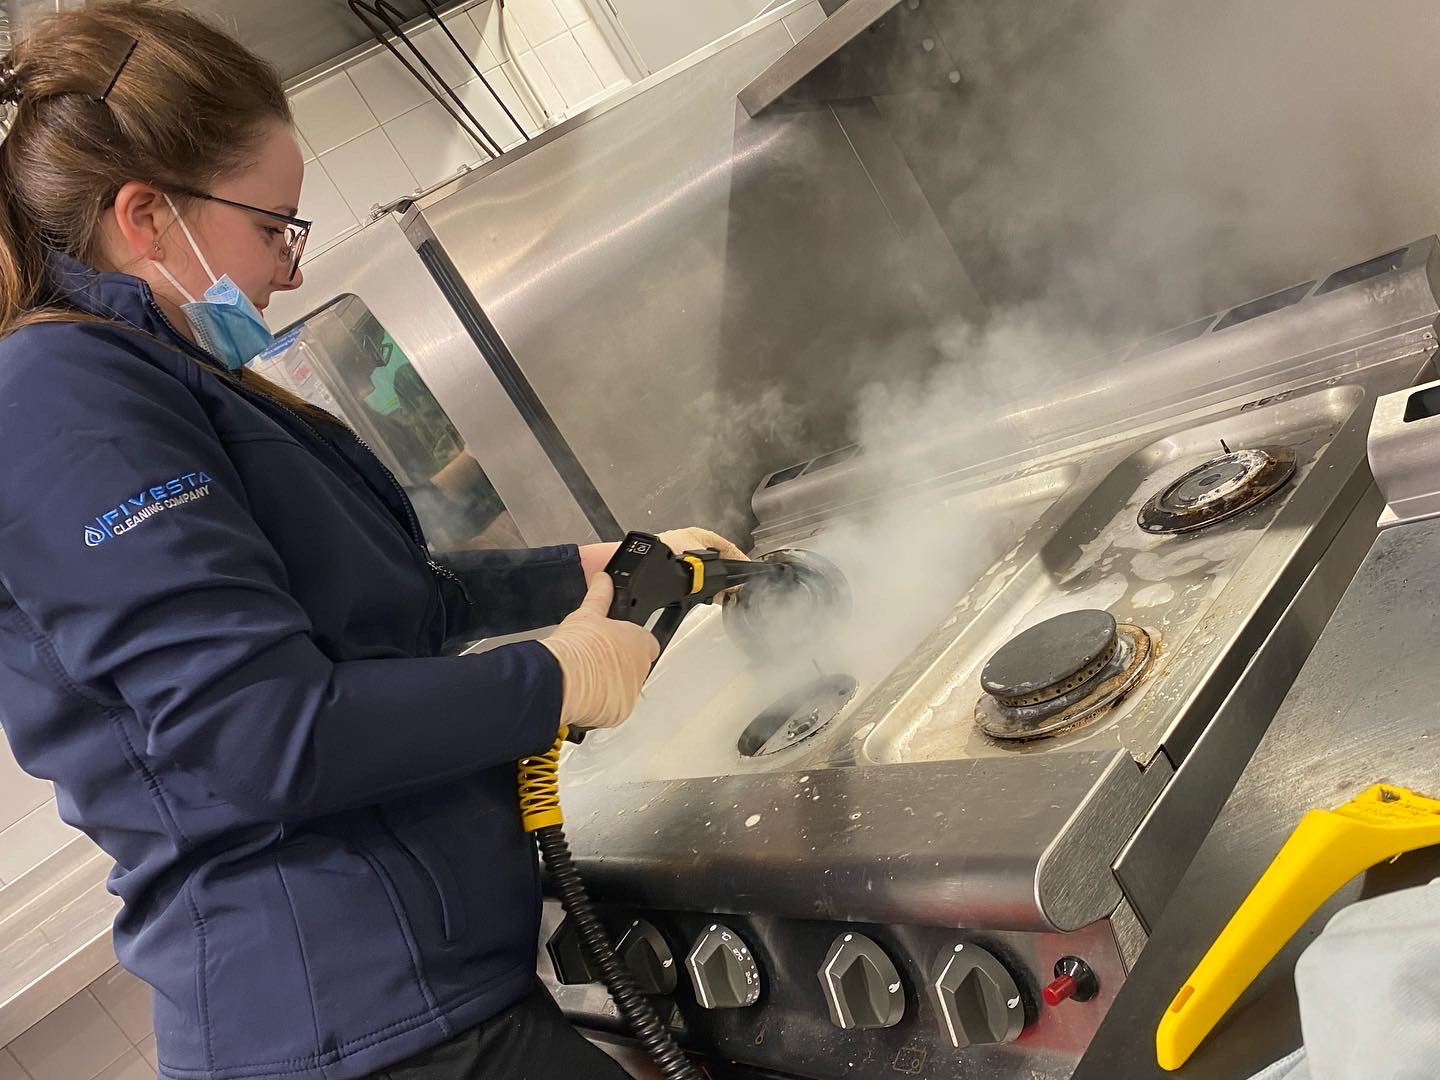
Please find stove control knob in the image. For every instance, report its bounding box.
[545,916,596,985]
[818,932,906,1029]
[617,919,677,995]
[928,942,1026,1047]
[685,923,762,1009]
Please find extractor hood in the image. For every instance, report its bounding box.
[739,0,922,115]
[740,0,1079,116]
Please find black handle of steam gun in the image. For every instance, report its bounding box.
[563,531,780,744]
[605,531,774,645]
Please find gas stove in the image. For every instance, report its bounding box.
[540,239,1440,1079]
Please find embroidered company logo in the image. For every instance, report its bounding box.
[83,471,215,547]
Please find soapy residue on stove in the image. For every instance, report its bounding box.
[1133,583,1176,608]
[872,420,1334,765]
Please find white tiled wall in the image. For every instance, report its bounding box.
[0,737,52,843]
[1,967,155,1080]
[0,802,77,887]
[0,732,80,889]
[293,0,633,259]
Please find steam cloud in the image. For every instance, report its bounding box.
[683,0,1440,758]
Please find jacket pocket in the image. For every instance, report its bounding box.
[376,801,470,943]
[268,832,439,1057]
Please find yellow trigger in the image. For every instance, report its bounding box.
[681,555,705,595]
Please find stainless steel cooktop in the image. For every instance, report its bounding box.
[543,241,1440,1078]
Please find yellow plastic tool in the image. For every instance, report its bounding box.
[1157,783,1440,1071]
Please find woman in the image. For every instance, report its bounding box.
[0,4,742,1077]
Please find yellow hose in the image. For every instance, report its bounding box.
[518,725,567,832]
[518,722,702,1078]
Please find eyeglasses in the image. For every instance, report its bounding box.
[174,189,312,282]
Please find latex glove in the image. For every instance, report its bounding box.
[658,527,748,562]
[540,573,659,730]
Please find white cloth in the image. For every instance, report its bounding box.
[1248,878,1440,1080]
[1249,1048,1308,1080]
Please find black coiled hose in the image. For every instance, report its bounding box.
[534,824,702,1080]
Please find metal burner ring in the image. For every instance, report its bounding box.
[1167,450,1271,509]
[1138,447,1296,534]
[976,624,1154,740]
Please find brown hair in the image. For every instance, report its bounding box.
[0,1,327,417]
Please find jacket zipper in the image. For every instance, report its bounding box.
[330,423,471,600]
[144,298,471,602]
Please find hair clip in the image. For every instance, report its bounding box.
[0,54,20,108]
[97,37,138,104]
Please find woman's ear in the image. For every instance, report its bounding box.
[110,181,171,262]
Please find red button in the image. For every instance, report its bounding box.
[1042,973,1078,1006]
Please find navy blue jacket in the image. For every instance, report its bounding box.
[0,253,586,1078]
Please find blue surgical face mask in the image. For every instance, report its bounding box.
[152,195,274,370]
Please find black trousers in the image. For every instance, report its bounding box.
[366,983,634,1079]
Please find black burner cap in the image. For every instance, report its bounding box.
[981,609,1118,699]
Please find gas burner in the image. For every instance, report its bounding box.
[1138,447,1296,534]
[722,548,851,661]
[738,674,857,756]
[975,610,1153,740]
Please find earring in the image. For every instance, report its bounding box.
[151,240,163,258]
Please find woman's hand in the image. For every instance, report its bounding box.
[540,573,659,730]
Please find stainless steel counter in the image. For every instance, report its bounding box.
[1074,516,1440,1079]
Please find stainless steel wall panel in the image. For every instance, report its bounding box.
[265,216,599,545]
[416,18,978,536]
